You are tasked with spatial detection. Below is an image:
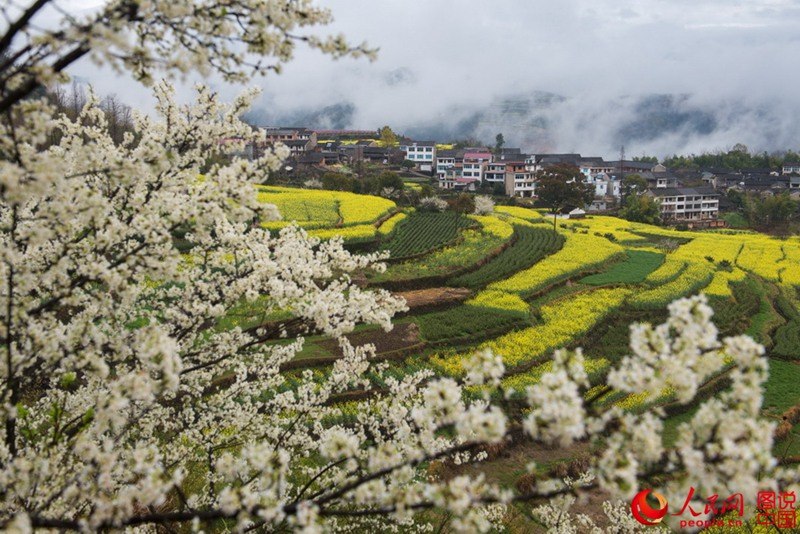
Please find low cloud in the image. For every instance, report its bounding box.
[62,0,800,158]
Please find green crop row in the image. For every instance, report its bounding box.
[581,250,665,286]
[449,226,564,289]
[380,211,473,259]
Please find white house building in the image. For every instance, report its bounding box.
[399,140,437,172]
[435,149,461,180]
[647,187,720,223]
[783,162,800,175]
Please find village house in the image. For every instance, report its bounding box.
[725,173,790,196]
[647,187,720,224]
[579,158,615,179]
[399,140,437,172]
[435,149,462,180]
[462,150,493,182]
[504,157,536,198]
[782,162,800,175]
[484,161,506,185]
[263,127,318,147]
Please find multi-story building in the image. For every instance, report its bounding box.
[504,159,536,197]
[439,166,478,191]
[263,127,317,146]
[647,187,720,222]
[435,149,461,180]
[578,158,614,179]
[484,162,506,185]
[783,162,800,175]
[587,173,621,199]
[399,140,437,172]
[254,127,317,158]
[462,150,492,182]
[439,166,461,190]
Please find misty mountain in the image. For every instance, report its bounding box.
[246,90,799,158]
[244,102,356,130]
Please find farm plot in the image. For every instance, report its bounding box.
[489,230,625,298]
[379,211,473,258]
[371,216,513,285]
[580,250,664,285]
[449,226,564,288]
[432,287,630,377]
[257,186,395,229]
[416,304,529,344]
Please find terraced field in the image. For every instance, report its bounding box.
[251,187,800,530]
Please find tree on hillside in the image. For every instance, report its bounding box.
[494,133,505,153]
[449,192,476,213]
[535,164,595,231]
[0,0,789,532]
[621,173,648,199]
[743,193,799,230]
[379,125,398,147]
[619,194,662,225]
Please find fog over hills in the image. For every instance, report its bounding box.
[63,0,800,161]
[246,90,800,159]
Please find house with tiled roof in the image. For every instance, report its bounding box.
[782,162,800,175]
[462,150,492,183]
[399,140,437,172]
[646,187,720,223]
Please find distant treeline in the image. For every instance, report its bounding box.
[662,144,800,172]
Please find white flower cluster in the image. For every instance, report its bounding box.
[1,1,795,531]
[472,195,495,215]
[417,196,448,212]
[523,349,588,447]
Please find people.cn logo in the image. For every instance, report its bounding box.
[631,489,669,526]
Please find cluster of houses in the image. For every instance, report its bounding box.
[245,126,800,227]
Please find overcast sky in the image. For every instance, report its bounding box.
[64,0,800,156]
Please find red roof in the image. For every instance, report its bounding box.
[464,152,492,160]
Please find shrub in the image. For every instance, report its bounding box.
[448,193,476,214]
[417,196,448,212]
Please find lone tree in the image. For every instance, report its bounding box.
[379,125,398,147]
[0,0,789,532]
[535,164,595,231]
[494,133,505,153]
[620,194,662,225]
[621,173,648,199]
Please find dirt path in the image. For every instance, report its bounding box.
[395,287,472,311]
[319,322,422,356]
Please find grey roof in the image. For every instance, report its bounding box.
[295,152,324,164]
[605,160,656,170]
[263,127,310,134]
[650,187,719,197]
[400,140,436,147]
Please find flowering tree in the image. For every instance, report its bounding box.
[0,1,796,532]
[473,195,495,215]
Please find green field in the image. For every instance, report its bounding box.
[379,211,473,258]
[580,249,664,285]
[249,189,800,532]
